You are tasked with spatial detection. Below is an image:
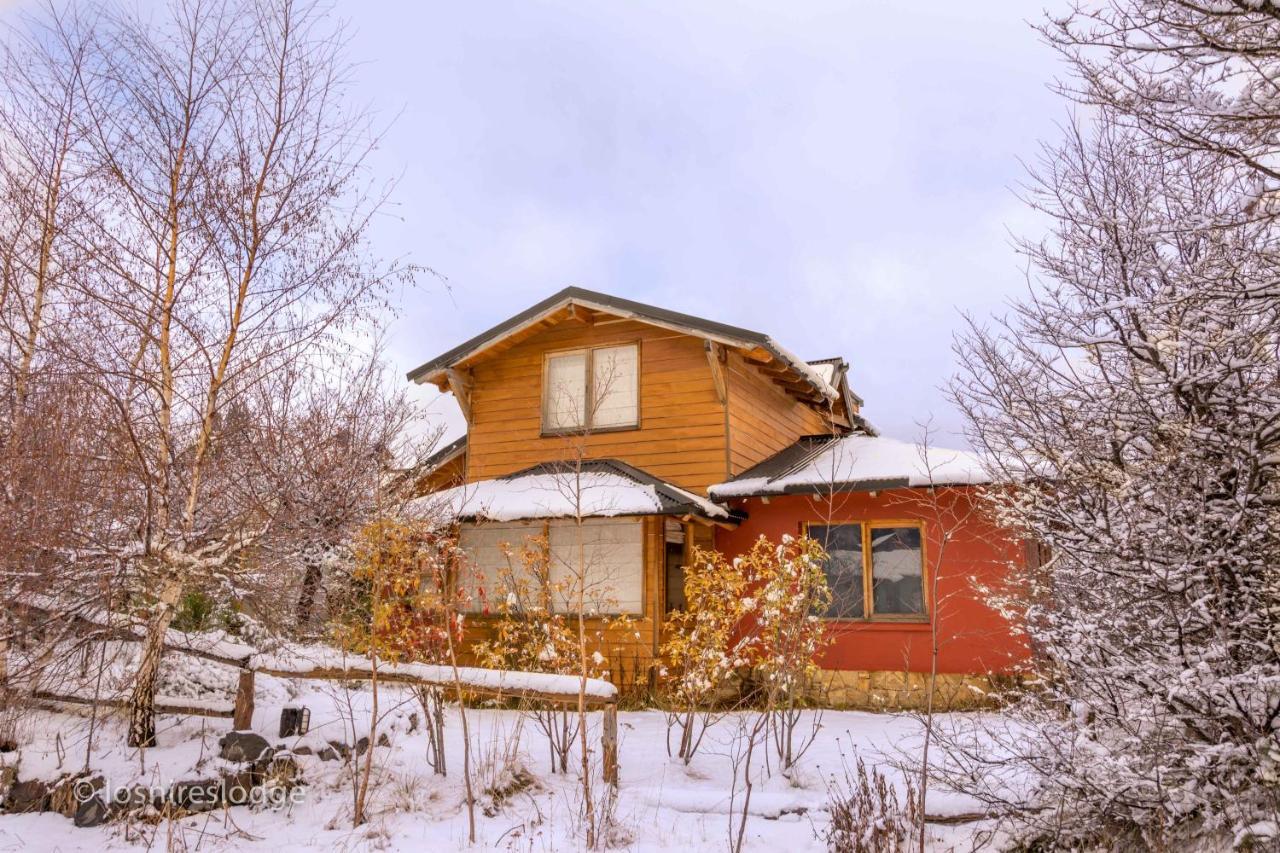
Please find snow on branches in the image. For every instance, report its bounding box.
[947,1,1280,846]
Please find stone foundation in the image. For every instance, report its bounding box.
[811,670,1016,711]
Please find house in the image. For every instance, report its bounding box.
[406,287,1028,708]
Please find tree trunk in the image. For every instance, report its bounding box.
[127,575,183,748]
[294,550,322,630]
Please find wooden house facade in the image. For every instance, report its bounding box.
[407,287,1028,708]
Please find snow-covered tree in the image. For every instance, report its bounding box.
[948,2,1280,844]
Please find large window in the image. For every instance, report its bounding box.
[458,518,644,614]
[542,344,639,433]
[807,522,926,620]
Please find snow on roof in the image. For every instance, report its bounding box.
[766,339,838,401]
[708,434,992,499]
[408,459,732,523]
[808,361,839,386]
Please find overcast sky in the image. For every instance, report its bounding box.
[346,2,1063,447]
[6,1,1065,447]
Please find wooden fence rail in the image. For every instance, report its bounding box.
[236,665,620,785]
[17,608,621,786]
[32,690,234,719]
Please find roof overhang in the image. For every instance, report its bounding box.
[409,458,740,527]
[407,287,837,405]
[708,434,993,501]
[419,434,466,475]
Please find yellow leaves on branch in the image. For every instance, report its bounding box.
[337,517,468,666]
[661,534,832,704]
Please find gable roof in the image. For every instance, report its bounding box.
[708,433,991,499]
[408,457,735,524]
[407,286,837,402]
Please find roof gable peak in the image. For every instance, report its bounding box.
[406,286,838,403]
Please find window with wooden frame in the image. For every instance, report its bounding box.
[542,343,639,433]
[458,518,644,615]
[806,521,927,621]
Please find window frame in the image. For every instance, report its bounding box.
[540,342,641,436]
[804,519,929,623]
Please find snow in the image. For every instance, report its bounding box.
[12,594,257,665]
[709,434,993,499]
[768,339,838,401]
[250,646,618,700]
[807,360,839,388]
[408,470,730,523]
[0,679,1013,851]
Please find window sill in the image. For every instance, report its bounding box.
[822,619,932,631]
[463,611,646,621]
[540,423,641,438]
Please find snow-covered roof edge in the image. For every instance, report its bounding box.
[708,434,994,500]
[409,458,735,524]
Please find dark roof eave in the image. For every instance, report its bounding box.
[405,286,835,402]
[407,286,772,382]
[419,434,467,473]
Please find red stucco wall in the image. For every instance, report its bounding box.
[713,488,1029,675]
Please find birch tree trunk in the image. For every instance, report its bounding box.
[127,574,183,747]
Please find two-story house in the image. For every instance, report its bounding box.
[407,287,1028,707]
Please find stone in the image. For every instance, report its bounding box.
[355,736,370,756]
[221,768,258,806]
[317,746,339,762]
[6,778,49,813]
[167,779,223,813]
[73,797,110,828]
[292,744,313,756]
[376,732,391,748]
[219,731,272,763]
[106,785,151,816]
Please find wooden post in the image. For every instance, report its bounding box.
[602,701,618,787]
[232,670,255,730]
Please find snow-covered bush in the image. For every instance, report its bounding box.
[337,519,467,781]
[822,749,921,853]
[740,534,832,771]
[659,544,752,763]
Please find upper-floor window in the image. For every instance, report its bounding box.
[542,343,639,433]
[807,522,926,621]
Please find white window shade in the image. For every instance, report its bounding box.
[544,351,587,431]
[591,344,638,428]
[548,518,644,614]
[458,522,542,612]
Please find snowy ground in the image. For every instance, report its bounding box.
[0,675,1007,851]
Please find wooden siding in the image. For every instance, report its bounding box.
[725,349,831,476]
[465,318,729,493]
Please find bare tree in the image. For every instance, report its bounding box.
[0,0,416,748]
